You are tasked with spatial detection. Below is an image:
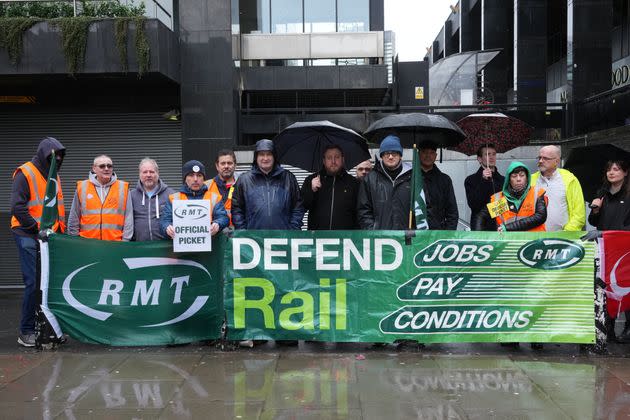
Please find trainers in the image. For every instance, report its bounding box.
[18,333,36,347]
[239,340,254,348]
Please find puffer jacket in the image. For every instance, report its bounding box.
[357,161,412,230]
[301,168,360,230]
[130,179,174,241]
[232,164,305,230]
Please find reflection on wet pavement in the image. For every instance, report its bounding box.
[1,347,630,419]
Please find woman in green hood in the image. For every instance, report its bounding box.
[473,161,548,231]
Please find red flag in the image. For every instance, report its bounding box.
[600,231,630,318]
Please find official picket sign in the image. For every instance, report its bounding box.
[41,230,596,346]
[172,199,212,252]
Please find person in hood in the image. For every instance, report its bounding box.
[67,155,134,241]
[357,135,413,229]
[474,161,547,231]
[11,136,66,347]
[301,144,360,230]
[130,158,174,241]
[231,139,305,230]
[418,140,459,230]
[160,160,229,238]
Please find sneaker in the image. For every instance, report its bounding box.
[239,340,254,348]
[18,333,36,347]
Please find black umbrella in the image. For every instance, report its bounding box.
[564,144,630,202]
[364,113,466,148]
[273,121,370,172]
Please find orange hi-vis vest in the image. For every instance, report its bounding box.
[491,186,547,232]
[205,178,233,226]
[11,161,66,233]
[169,190,221,224]
[77,180,129,241]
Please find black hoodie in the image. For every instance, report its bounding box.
[11,137,66,237]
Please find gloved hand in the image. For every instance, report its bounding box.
[37,228,54,241]
[580,230,602,241]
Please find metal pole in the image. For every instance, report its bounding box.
[73,0,77,17]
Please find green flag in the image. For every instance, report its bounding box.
[40,150,60,231]
[410,147,429,230]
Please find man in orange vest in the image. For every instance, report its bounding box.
[161,160,229,238]
[204,149,237,227]
[67,155,134,241]
[10,137,66,347]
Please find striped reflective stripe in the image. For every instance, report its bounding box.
[80,223,125,230]
[79,180,89,215]
[21,164,42,206]
[82,208,125,215]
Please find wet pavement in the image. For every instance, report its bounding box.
[1,290,630,419]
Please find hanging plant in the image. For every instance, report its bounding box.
[54,16,92,75]
[0,17,40,65]
[134,17,150,77]
[114,17,129,72]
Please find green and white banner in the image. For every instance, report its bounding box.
[226,230,596,344]
[42,234,226,346]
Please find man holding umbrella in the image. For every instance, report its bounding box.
[357,135,412,230]
[465,144,505,230]
[301,145,360,230]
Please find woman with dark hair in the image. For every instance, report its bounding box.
[588,159,630,342]
[588,159,630,230]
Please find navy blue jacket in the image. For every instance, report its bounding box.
[160,183,229,237]
[232,165,305,230]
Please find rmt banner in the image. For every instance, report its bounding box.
[226,230,596,344]
[41,234,225,346]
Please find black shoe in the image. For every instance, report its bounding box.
[395,339,424,350]
[530,343,544,350]
[500,342,520,348]
[617,329,630,343]
[276,340,298,346]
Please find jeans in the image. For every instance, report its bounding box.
[13,233,38,334]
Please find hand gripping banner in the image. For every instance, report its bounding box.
[41,234,226,345]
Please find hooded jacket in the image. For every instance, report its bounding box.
[67,171,134,240]
[301,168,360,230]
[473,161,547,231]
[423,165,459,230]
[130,179,175,241]
[357,160,412,230]
[232,163,305,230]
[160,183,229,236]
[11,137,66,237]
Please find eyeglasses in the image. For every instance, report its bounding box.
[382,152,400,158]
[537,156,555,162]
[97,164,113,169]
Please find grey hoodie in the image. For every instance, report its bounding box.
[67,171,134,240]
[130,178,174,241]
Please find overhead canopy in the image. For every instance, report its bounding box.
[429,49,501,106]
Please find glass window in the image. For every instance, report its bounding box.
[271,0,303,33]
[305,0,336,33]
[337,0,369,32]
[258,0,271,33]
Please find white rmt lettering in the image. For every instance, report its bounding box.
[98,279,124,305]
[170,275,190,304]
[131,279,163,306]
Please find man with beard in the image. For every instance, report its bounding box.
[301,145,359,230]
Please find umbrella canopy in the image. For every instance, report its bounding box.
[273,121,370,173]
[364,113,466,148]
[454,112,533,155]
[564,144,630,202]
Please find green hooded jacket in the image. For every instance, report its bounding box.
[502,161,531,211]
